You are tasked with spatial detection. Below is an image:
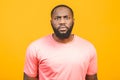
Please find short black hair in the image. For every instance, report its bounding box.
[51,4,74,17]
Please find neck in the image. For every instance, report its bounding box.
[52,33,74,43]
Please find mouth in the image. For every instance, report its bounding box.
[58,28,68,33]
[57,26,68,33]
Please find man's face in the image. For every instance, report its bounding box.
[51,7,74,39]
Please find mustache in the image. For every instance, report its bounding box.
[57,25,69,30]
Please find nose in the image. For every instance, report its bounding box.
[59,18,66,24]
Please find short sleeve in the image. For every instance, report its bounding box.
[24,44,38,77]
[87,45,98,75]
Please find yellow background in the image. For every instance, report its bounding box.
[0,0,120,80]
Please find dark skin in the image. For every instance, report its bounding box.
[24,72,98,80]
[86,74,98,80]
[24,73,38,80]
[24,6,98,80]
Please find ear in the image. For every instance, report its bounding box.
[73,18,75,21]
[72,18,75,23]
[50,19,52,23]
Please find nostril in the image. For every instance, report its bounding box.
[59,23,65,26]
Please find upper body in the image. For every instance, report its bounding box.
[24,34,97,80]
[24,4,98,80]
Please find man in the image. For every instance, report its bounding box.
[24,4,98,80]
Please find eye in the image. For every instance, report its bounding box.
[64,16,70,20]
[54,16,61,20]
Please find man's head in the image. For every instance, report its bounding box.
[51,4,74,39]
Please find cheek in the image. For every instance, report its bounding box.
[51,21,59,28]
[53,22,58,26]
[67,21,73,26]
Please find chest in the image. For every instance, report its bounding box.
[38,45,91,69]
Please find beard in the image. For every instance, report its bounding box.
[51,22,74,39]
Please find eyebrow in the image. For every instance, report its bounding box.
[55,15,70,18]
[64,15,69,18]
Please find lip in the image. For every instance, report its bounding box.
[58,28,68,33]
[59,29,67,31]
[59,26,67,30]
[58,26,68,32]
[59,28,67,32]
[59,28,67,30]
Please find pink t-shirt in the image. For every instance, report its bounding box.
[24,34,97,80]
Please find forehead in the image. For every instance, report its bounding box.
[52,7,72,17]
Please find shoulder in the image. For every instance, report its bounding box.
[74,35,97,55]
[74,35,95,46]
[26,34,52,53]
[28,34,52,48]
